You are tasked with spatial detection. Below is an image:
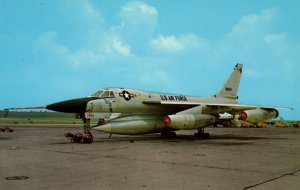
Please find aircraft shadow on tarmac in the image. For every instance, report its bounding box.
[0,137,13,140]
[52,133,286,146]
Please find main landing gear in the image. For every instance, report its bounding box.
[65,116,94,144]
[161,131,177,138]
[194,128,210,139]
[161,128,210,139]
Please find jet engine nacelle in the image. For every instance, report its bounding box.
[164,114,215,130]
[93,115,165,135]
[239,108,279,123]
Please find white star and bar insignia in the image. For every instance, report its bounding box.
[119,90,134,101]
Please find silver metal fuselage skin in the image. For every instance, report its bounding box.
[87,88,236,134]
[87,88,236,114]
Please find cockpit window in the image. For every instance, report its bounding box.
[91,90,103,97]
[90,89,115,98]
[100,91,115,98]
[100,91,110,98]
[110,91,115,97]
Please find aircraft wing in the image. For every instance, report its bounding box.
[199,103,292,111]
[142,100,293,114]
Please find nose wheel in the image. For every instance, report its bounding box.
[65,115,93,143]
[82,117,91,134]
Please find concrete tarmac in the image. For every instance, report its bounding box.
[0,125,300,190]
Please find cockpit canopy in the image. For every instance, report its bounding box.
[90,89,115,98]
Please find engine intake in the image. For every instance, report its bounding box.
[164,114,215,129]
[239,108,279,123]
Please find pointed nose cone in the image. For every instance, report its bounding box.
[46,97,99,113]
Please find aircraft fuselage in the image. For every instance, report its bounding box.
[85,88,237,115]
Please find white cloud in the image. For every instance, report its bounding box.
[121,1,157,16]
[150,35,183,52]
[119,1,158,36]
[150,33,209,53]
[111,36,131,56]
[243,68,263,78]
[141,70,169,83]
[36,31,132,67]
[264,33,286,44]
[36,31,70,59]
[59,0,104,26]
[70,49,103,66]
[231,8,279,37]
[81,0,102,21]
[209,7,299,102]
[35,1,161,66]
[213,8,288,65]
[35,3,297,88]
[36,31,107,67]
[120,1,157,22]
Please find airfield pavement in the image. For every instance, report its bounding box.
[0,124,300,190]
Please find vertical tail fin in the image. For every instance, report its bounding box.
[215,63,243,100]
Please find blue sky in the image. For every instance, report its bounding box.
[0,0,299,119]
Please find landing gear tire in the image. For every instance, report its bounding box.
[161,131,177,138]
[194,132,210,139]
[194,128,210,139]
[64,114,94,144]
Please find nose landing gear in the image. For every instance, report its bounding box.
[83,117,91,134]
[65,114,94,143]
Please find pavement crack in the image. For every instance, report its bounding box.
[203,165,259,173]
[243,169,300,190]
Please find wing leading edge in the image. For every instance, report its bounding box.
[142,100,293,114]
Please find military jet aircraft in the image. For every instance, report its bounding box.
[39,63,291,138]
[8,64,291,140]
